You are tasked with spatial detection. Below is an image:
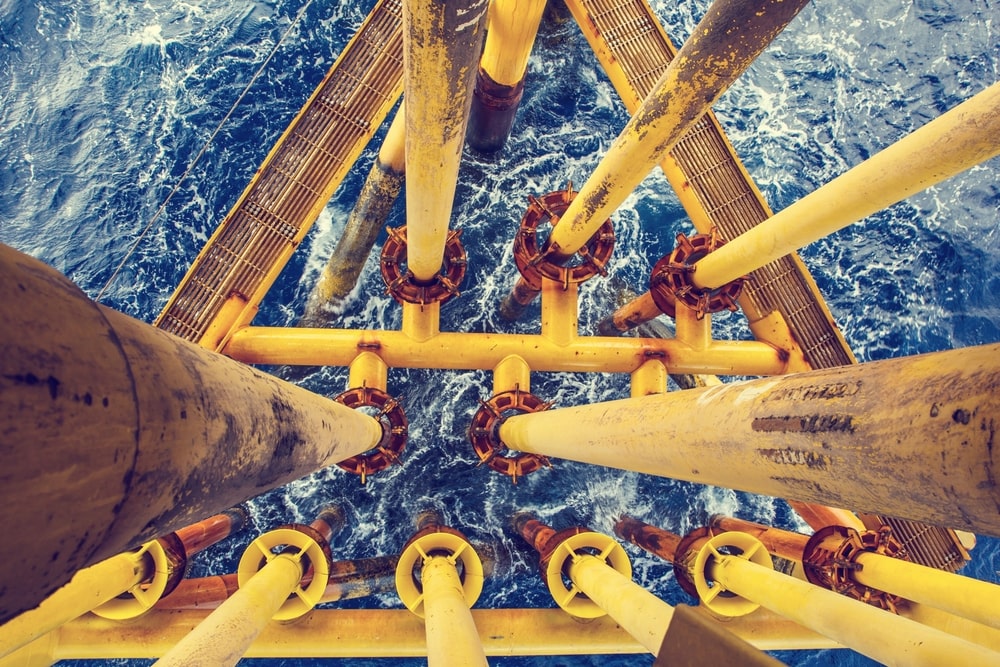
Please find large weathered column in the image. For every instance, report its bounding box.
[0,244,382,624]
[500,343,1000,535]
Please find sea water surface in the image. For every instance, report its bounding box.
[2,1,999,665]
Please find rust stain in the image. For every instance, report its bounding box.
[752,414,856,434]
[759,447,830,469]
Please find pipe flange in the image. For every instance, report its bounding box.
[334,386,408,484]
[237,525,332,621]
[543,531,631,619]
[395,527,484,619]
[92,537,183,620]
[512,185,615,290]
[380,226,467,305]
[691,532,772,618]
[468,388,553,483]
[802,524,908,612]
[650,231,744,319]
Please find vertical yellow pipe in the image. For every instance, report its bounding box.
[402,0,488,281]
[349,351,389,391]
[0,550,149,659]
[153,553,304,667]
[566,555,674,654]
[422,557,489,666]
[692,82,1000,290]
[493,355,531,394]
[499,342,1000,535]
[673,303,711,351]
[540,280,578,346]
[546,0,810,260]
[708,553,1000,665]
[630,359,667,397]
[401,301,441,341]
[467,0,547,151]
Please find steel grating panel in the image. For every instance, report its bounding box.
[571,0,966,570]
[155,0,403,343]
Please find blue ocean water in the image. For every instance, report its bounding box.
[1,0,999,665]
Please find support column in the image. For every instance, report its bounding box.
[0,245,382,625]
[545,0,810,261]
[682,533,1000,665]
[499,343,1000,535]
[514,515,779,663]
[692,82,1000,291]
[402,0,488,281]
[467,0,547,151]
[395,511,487,666]
[154,514,338,667]
[302,103,406,324]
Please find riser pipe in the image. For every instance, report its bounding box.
[500,343,1000,536]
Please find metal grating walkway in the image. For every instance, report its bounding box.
[155,0,404,346]
[568,0,966,570]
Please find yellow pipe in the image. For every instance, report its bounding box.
[853,551,1000,631]
[493,354,530,394]
[226,326,788,376]
[478,0,545,86]
[630,359,666,397]
[499,343,1000,535]
[153,553,304,667]
[545,0,810,260]
[10,607,851,660]
[0,245,381,625]
[566,554,674,654]
[0,549,149,659]
[706,550,1000,665]
[379,100,407,173]
[540,279,577,346]
[673,303,711,351]
[402,0,488,281]
[401,301,441,341]
[422,556,489,666]
[693,81,1000,290]
[349,351,389,392]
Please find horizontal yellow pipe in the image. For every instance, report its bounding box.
[710,555,1000,666]
[499,343,1000,535]
[26,608,841,662]
[224,326,788,376]
[422,557,488,666]
[693,81,1000,289]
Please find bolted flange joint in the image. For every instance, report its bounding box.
[380,226,467,305]
[512,184,615,290]
[333,386,408,484]
[468,388,552,483]
[650,230,744,319]
[802,524,908,612]
[395,524,484,619]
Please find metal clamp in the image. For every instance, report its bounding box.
[650,230,744,319]
[543,531,631,619]
[237,525,332,621]
[334,386,408,484]
[468,388,552,483]
[395,527,484,618]
[512,185,615,290]
[380,226,467,305]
